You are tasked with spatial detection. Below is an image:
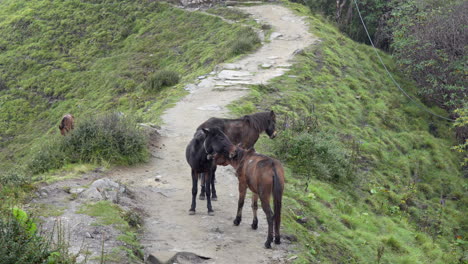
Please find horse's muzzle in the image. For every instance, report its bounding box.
[269,131,277,139]
[228,146,237,159]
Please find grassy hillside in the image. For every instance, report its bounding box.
[0,0,259,172]
[229,2,466,263]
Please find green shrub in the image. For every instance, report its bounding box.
[0,168,29,186]
[66,112,148,165]
[230,29,260,56]
[28,137,68,175]
[272,130,353,183]
[0,208,50,264]
[147,70,180,92]
[27,112,148,174]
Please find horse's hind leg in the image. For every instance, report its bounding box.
[189,170,198,215]
[251,193,259,230]
[260,195,274,249]
[211,167,217,201]
[199,173,206,200]
[234,182,247,226]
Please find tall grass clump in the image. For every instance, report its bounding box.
[147,69,180,92]
[28,112,148,174]
[230,28,261,56]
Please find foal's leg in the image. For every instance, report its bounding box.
[233,182,247,226]
[199,173,206,200]
[251,193,259,230]
[211,166,217,201]
[260,195,274,249]
[189,170,198,215]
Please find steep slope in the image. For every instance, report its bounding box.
[0,0,258,170]
[228,2,466,263]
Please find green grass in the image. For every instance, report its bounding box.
[229,2,466,263]
[0,0,260,173]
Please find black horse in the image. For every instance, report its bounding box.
[196,111,277,200]
[186,127,236,215]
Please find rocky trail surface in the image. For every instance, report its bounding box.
[33,4,317,264]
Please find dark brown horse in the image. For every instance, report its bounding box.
[59,114,74,136]
[186,127,236,215]
[196,111,277,200]
[214,147,285,249]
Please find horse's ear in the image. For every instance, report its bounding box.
[270,110,275,118]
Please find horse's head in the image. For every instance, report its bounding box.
[202,127,236,161]
[265,110,277,139]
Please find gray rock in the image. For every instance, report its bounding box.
[270,32,283,40]
[69,188,86,195]
[293,48,305,56]
[80,178,125,203]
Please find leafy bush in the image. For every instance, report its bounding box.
[391,0,467,111]
[28,112,148,174]
[0,168,29,187]
[272,130,353,183]
[230,29,261,56]
[28,138,68,175]
[147,70,180,92]
[0,208,50,264]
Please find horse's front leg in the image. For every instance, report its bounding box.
[233,181,247,226]
[189,170,198,215]
[199,173,206,200]
[205,170,214,216]
[211,166,217,201]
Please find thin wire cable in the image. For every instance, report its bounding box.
[352,0,455,122]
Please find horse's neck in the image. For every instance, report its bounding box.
[233,149,251,170]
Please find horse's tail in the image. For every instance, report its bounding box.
[272,162,283,231]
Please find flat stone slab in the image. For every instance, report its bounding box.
[217,70,252,79]
[147,251,211,264]
[222,63,243,70]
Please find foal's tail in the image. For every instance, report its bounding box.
[272,163,283,230]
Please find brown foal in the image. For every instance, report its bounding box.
[215,147,285,249]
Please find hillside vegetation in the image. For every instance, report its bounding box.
[0,0,259,173]
[230,2,466,263]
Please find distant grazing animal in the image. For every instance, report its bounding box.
[214,147,284,249]
[59,114,74,136]
[196,110,277,200]
[185,127,236,215]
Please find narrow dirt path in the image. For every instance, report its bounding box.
[110,5,317,263]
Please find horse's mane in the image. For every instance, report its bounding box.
[242,112,272,133]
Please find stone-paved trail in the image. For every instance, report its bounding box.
[110,5,317,263]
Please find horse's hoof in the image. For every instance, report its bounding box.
[189,210,196,215]
[251,223,258,230]
[264,242,272,249]
[199,195,205,200]
[233,217,241,226]
[211,197,217,201]
[208,211,215,216]
[275,237,281,244]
